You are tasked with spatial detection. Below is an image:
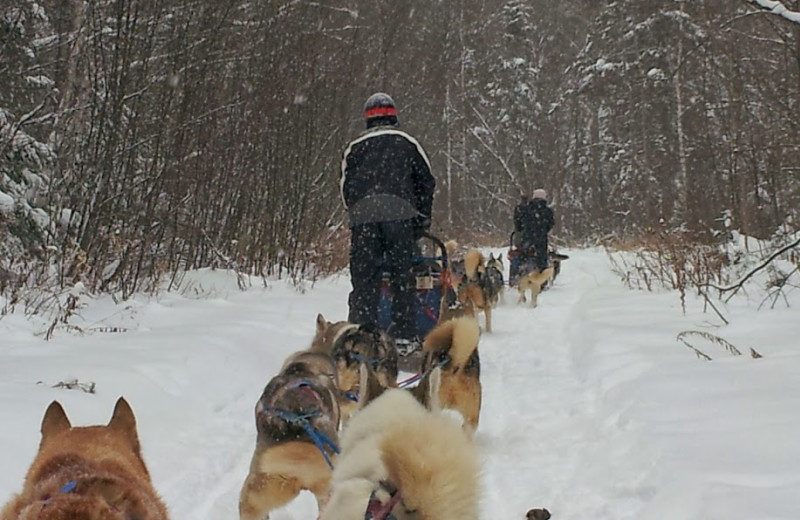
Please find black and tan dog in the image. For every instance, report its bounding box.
[319,364,480,520]
[1,398,170,520]
[330,324,399,424]
[484,252,505,306]
[239,351,341,520]
[457,249,494,332]
[415,316,482,435]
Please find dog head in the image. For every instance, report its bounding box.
[39,398,147,474]
[331,324,398,392]
[4,398,169,520]
[310,313,353,355]
[486,252,504,273]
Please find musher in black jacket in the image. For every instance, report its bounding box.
[340,92,436,351]
[513,188,554,272]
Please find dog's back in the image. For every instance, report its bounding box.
[518,267,555,307]
[381,412,480,520]
[255,358,340,448]
[1,398,169,520]
[320,368,480,520]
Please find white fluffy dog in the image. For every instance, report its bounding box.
[319,365,480,520]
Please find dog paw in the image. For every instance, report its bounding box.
[526,508,551,520]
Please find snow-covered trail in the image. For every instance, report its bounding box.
[147,249,631,520]
[475,247,674,519]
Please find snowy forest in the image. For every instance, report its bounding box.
[2,0,800,302]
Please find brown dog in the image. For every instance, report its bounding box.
[239,351,341,520]
[457,249,493,332]
[517,266,555,308]
[417,316,482,435]
[1,398,169,520]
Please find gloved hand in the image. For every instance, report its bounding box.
[412,215,431,239]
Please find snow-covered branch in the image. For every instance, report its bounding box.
[747,0,800,24]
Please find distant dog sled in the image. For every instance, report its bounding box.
[507,232,569,288]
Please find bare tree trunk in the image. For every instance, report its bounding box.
[52,0,87,153]
[445,79,453,227]
[673,5,689,222]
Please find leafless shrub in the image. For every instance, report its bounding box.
[677,331,764,361]
[607,228,729,313]
[45,379,96,394]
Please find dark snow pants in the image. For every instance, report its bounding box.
[348,219,416,340]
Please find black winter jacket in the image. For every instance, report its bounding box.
[514,198,554,245]
[340,126,435,227]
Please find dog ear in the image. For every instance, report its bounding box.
[357,363,386,409]
[108,397,142,454]
[315,313,328,334]
[41,401,71,441]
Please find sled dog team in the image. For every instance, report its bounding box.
[3,312,552,520]
[447,241,569,333]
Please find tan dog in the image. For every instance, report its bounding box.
[457,249,493,332]
[1,398,169,520]
[239,351,341,520]
[517,266,555,307]
[419,316,482,435]
[319,364,480,520]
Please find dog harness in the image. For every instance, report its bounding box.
[263,380,340,469]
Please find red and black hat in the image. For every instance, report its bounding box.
[364,92,399,127]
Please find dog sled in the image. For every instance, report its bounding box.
[507,231,568,288]
[377,231,457,371]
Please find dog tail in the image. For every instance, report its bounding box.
[380,415,480,520]
[463,249,485,280]
[423,316,480,368]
